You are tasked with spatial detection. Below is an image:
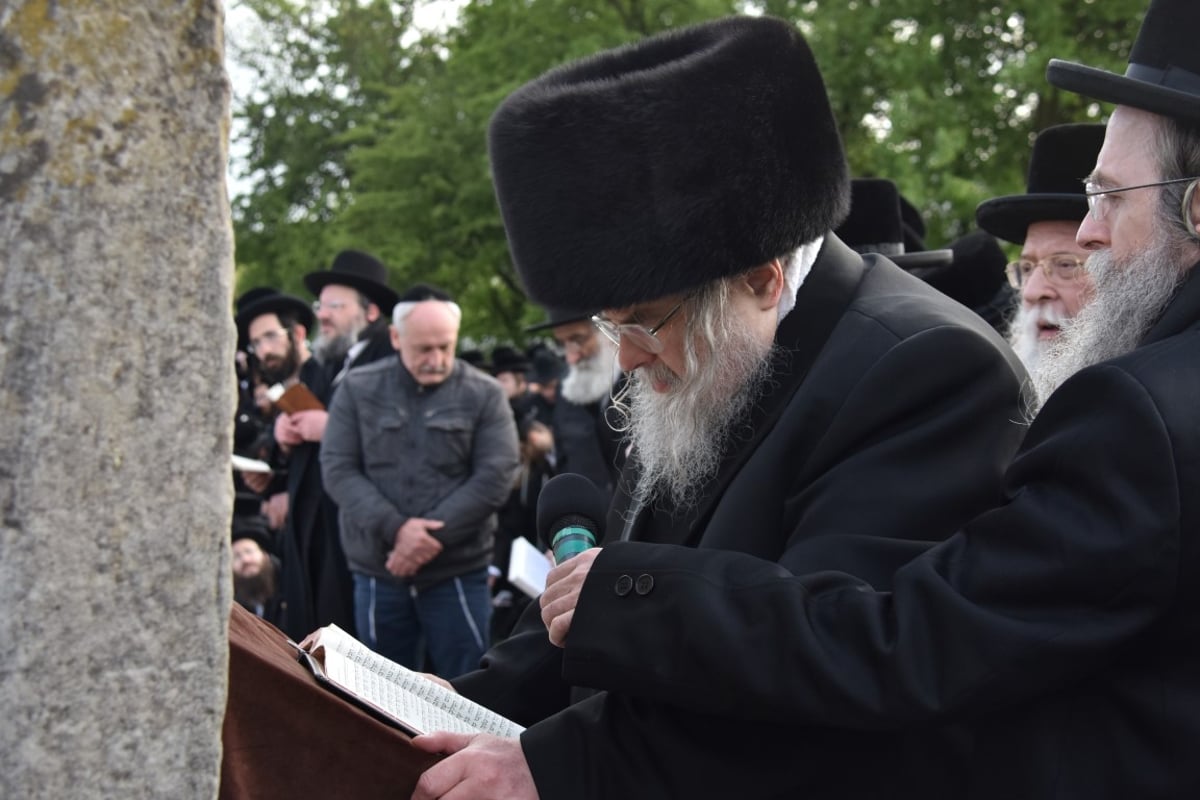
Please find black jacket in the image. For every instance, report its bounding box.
[453,235,1030,798]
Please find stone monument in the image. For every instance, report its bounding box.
[1,2,234,796]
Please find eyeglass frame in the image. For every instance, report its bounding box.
[1083,176,1200,221]
[247,327,291,355]
[1004,254,1088,290]
[591,293,692,355]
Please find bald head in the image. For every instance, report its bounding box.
[390,300,461,386]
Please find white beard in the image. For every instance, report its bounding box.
[1031,234,1189,410]
[561,335,619,404]
[1007,303,1068,373]
[625,316,775,511]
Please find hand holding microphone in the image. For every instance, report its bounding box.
[536,473,607,646]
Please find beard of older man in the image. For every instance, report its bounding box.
[313,309,368,367]
[1031,217,1191,409]
[1007,303,1068,374]
[621,291,777,511]
[560,333,618,405]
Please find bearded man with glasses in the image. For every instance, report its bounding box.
[406,16,1030,800]
[457,2,1200,798]
[977,123,1103,382]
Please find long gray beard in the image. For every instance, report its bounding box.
[1030,237,1188,411]
[312,330,356,367]
[627,322,776,512]
[561,336,619,405]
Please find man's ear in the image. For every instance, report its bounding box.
[366,302,381,323]
[388,324,402,352]
[745,259,785,310]
[1187,179,1200,241]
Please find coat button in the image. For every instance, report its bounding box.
[635,574,654,595]
[614,574,633,596]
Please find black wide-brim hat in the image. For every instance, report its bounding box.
[835,178,953,269]
[489,15,850,311]
[975,123,1106,244]
[490,345,532,376]
[1047,0,1200,127]
[525,306,593,334]
[303,249,400,315]
[234,288,316,351]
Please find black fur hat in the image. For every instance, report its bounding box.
[488,15,850,310]
[975,124,1105,244]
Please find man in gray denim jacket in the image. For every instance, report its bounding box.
[320,284,519,678]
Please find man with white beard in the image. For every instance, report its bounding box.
[517,1,1200,797]
[525,308,624,505]
[410,16,1029,800]
[976,124,1103,376]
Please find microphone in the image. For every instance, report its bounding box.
[536,473,608,564]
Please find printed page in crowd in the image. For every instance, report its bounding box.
[317,625,525,739]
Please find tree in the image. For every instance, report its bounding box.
[228,0,1147,335]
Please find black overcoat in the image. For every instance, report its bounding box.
[556,259,1200,798]
[454,234,1030,797]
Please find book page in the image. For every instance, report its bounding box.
[317,625,524,739]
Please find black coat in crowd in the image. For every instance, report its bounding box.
[454,235,1031,798]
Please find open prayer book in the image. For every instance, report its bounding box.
[293,624,524,739]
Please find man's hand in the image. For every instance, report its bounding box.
[241,469,272,495]
[386,518,445,577]
[291,409,328,442]
[410,733,537,800]
[274,412,303,448]
[539,547,602,647]
[264,492,289,530]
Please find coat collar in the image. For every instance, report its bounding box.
[1141,257,1200,346]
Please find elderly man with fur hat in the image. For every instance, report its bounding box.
[415,2,1200,798]
[409,15,1030,800]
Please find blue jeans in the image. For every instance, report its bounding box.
[353,568,492,679]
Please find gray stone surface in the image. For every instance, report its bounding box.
[0,2,235,797]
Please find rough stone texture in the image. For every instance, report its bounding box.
[0,2,234,797]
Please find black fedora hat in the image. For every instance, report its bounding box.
[525,306,594,334]
[835,178,953,269]
[234,288,315,351]
[490,345,532,376]
[1047,0,1200,126]
[303,250,400,315]
[975,124,1106,244]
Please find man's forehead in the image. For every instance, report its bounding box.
[319,284,358,301]
[248,312,282,332]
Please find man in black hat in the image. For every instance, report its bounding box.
[231,492,284,627]
[525,309,625,504]
[304,249,400,383]
[977,123,1104,379]
[485,2,1200,798]
[409,16,1028,799]
[321,284,519,678]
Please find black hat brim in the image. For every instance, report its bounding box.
[235,295,315,350]
[1047,59,1200,127]
[304,272,400,316]
[888,249,954,270]
[524,312,592,333]
[975,194,1090,244]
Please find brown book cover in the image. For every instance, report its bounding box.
[271,382,325,415]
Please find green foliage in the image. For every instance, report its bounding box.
[229,0,1147,333]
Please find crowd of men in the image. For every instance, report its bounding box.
[225,0,1200,796]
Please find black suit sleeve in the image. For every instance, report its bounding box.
[561,364,1179,728]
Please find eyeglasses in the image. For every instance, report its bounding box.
[311,299,350,313]
[1004,254,1087,289]
[591,294,690,355]
[247,328,288,354]
[1083,176,1200,221]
